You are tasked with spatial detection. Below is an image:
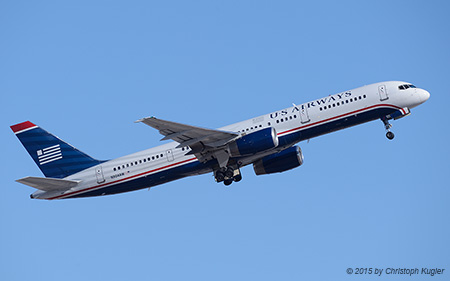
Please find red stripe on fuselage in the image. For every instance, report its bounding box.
[48,104,401,199]
[48,157,198,200]
[277,103,401,136]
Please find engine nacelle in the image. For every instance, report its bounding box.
[253,146,304,175]
[228,127,279,157]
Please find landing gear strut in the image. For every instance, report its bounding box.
[381,117,395,140]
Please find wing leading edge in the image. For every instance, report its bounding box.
[136,117,239,149]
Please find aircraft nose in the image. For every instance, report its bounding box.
[420,89,430,103]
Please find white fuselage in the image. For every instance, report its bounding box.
[33,81,430,199]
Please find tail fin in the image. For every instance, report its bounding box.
[11,121,104,178]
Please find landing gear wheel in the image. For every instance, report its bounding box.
[233,174,242,182]
[224,167,234,178]
[215,170,225,182]
[386,131,395,140]
[224,179,233,186]
[381,117,395,141]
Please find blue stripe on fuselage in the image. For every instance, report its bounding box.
[64,106,396,199]
[69,160,211,198]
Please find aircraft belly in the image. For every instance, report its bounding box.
[298,107,396,140]
[68,160,208,198]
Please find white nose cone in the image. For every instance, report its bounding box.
[420,89,431,104]
[422,90,430,102]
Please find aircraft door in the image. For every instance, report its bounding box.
[95,166,105,184]
[166,149,174,162]
[299,104,310,124]
[378,85,388,101]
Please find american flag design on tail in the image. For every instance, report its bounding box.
[37,144,62,165]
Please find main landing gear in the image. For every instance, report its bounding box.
[215,166,242,186]
[381,117,395,140]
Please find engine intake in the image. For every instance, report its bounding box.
[228,127,279,157]
[253,146,304,175]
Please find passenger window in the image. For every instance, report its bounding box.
[118,166,121,170]
[130,162,133,166]
[113,167,116,171]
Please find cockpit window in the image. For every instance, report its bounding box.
[398,84,416,90]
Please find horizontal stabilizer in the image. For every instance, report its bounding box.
[16,176,80,192]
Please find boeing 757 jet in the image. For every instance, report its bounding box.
[11,81,430,199]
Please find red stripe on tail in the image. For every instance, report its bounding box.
[10,121,37,133]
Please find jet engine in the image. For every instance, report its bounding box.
[253,146,304,175]
[228,127,279,157]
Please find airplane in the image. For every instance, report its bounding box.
[11,81,430,200]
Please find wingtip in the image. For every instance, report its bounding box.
[135,116,157,123]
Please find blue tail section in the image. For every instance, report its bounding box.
[11,121,104,178]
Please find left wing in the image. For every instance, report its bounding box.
[136,117,239,149]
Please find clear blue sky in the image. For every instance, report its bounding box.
[1,1,449,280]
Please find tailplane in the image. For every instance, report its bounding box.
[16,176,80,191]
[11,121,104,178]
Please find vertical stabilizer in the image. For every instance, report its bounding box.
[11,121,104,178]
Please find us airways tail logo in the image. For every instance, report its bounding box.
[37,144,62,165]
